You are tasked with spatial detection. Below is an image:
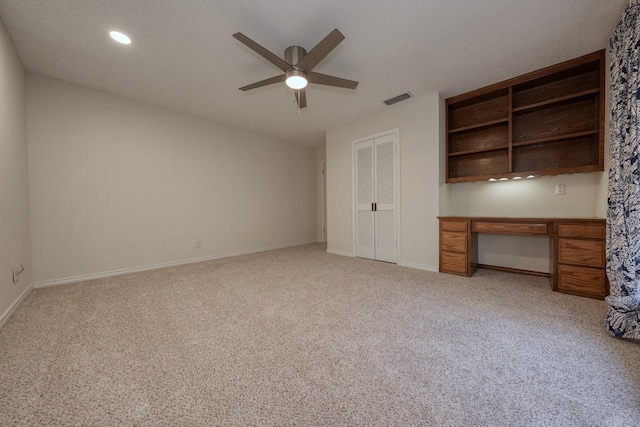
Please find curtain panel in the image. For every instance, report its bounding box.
[606,0,640,339]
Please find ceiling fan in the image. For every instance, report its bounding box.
[233,29,358,109]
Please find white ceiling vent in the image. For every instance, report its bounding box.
[383,92,413,106]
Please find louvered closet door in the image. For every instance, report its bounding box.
[355,140,375,260]
[374,135,397,263]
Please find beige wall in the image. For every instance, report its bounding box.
[27,75,318,284]
[0,18,32,323]
[316,144,327,242]
[443,172,605,218]
[326,94,443,269]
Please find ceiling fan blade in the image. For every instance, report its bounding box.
[296,29,345,72]
[308,71,359,89]
[233,32,292,72]
[239,74,286,91]
[295,88,307,109]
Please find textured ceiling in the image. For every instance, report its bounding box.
[0,0,628,146]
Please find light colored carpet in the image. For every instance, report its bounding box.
[1,243,639,426]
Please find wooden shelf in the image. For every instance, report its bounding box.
[513,97,597,144]
[512,88,599,113]
[513,136,599,173]
[512,63,600,109]
[447,118,509,134]
[448,149,509,179]
[446,164,603,184]
[512,130,600,148]
[445,50,604,183]
[448,145,509,157]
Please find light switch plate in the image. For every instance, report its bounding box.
[555,184,566,195]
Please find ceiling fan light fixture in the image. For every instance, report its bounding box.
[233,29,357,108]
[285,70,308,89]
[109,31,131,45]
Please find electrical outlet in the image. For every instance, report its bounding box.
[195,240,201,248]
[555,184,566,195]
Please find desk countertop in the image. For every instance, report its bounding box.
[438,216,605,222]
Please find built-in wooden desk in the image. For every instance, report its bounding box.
[438,217,608,299]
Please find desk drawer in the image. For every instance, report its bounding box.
[440,221,468,232]
[440,231,467,253]
[558,265,605,297]
[559,239,604,268]
[441,251,468,275]
[473,222,548,235]
[558,224,605,239]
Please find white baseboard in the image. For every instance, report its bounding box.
[326,248,354,257]
[398,261,439,272]
[0,284,33,329]
[33,241,316,289]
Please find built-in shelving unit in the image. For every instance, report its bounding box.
[445,51,605,183]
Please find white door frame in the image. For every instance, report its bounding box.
[351,128,401,262]
[320,160,327,243]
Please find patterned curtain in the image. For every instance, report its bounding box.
[606,0,640,339]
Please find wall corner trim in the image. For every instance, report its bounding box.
[33,241,316,289]
[326,249,354,257]
[0,284,34,329]
[397,261,439,273]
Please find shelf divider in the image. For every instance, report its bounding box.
[512,88,599,113]
[448,145,509,157]
[512,130,599,148]
[448,118,509,134]
[508,87,513,172]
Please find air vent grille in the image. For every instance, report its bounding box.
[383,92,413,106]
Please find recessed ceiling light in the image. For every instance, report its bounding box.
[512,177,522,180]
[488,178,497,182]
[109,31,131,45]
[527,175,535,179]
[499,178,509,181]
